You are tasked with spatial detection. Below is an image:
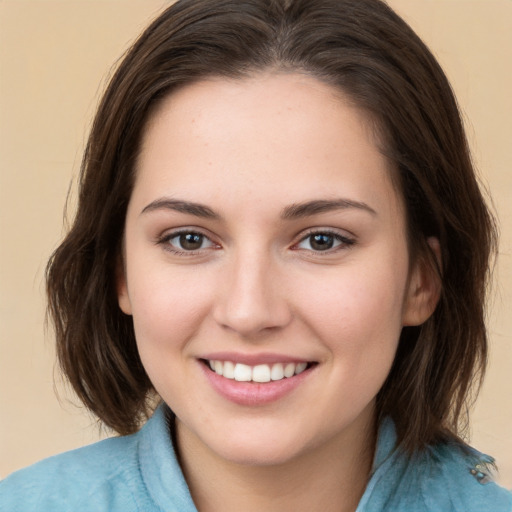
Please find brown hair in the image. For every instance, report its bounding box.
[47,0,497,451]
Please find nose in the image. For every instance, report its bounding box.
[212,250,292,339]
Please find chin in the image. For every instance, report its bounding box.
[181,416,314,467]
[211,436,308,467]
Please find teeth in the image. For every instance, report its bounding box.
[214,360,223,375]
[270,363,284,381]
[283,362,295,378]
[234,363,252,382]
[252,364,271,383]
[223,361,235,379]
[295,362,307,374]
[207,360,309,382]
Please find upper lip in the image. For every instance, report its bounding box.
[199,352,314,366]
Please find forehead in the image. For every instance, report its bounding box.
[134,72,402,221]
[141,72,375,157]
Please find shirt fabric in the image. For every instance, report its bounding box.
[1,405,511,511]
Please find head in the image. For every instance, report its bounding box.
[47,0,496,452]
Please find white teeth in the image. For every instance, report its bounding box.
[283,363,296,378]
[223,360,235,379]
[252,364,271,383]
[234,363,252,382]
[207,360,310,382]
[270,363,284,381]
[214,360,223,375]
[295,362,307,375]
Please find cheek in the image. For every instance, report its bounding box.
[296,260,407,358]
[302,266,406,411]
[128,268,216,397]
[127,264,214,354]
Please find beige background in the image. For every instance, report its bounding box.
[1,0,511,486]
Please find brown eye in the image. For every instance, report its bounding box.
[309,234,334,251]
[179,233,204,250]
[295,231,355,252]
[165,231,216,252]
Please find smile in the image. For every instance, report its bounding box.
[200,356,317,406]
[206,360,310,383]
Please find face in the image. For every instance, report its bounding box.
[118,73,436,467]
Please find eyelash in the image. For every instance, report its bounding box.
[157,229,218,256]
[157,228,356,256]
[292,229,356,254]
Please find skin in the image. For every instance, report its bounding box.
[118,72,439,512]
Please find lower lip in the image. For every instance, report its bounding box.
[199,362,314,406]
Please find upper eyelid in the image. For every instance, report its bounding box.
[292,228,356,251]
[295,227,356,241]
[158,226,215,240]
[158,228,218,248]
[158,230,219,256]
[156,226,355,247]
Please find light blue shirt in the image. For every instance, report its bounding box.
[1,405,511,511]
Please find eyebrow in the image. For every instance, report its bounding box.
[140,198,220,219]
[281,199,377,219]
[140,197,376,220]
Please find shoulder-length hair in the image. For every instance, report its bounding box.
[47,0,496,451]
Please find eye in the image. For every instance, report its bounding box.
[295,231,355,252]
[161,230,217,253]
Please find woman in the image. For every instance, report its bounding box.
[1,0,510,510]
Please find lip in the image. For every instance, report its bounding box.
[198,356,316,406]
[200,351,311,366]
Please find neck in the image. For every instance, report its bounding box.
[175,413,376,512]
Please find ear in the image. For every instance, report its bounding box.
[402,237,442,326]
[116,255,133,316]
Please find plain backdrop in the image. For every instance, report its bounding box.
[1,0,511,486]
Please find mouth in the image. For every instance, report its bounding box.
[201,359,317,383]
